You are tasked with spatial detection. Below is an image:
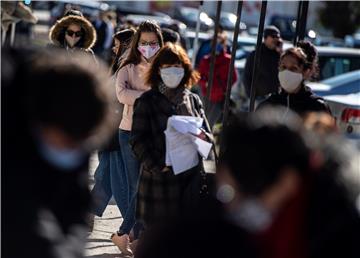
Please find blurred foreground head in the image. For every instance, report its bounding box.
[217,107,360,237]
[217,108,309,231]
[219,107,309,195]
[3,47,114,154]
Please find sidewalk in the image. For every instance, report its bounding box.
[85,154,126,258]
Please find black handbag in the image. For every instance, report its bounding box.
[178,92,218,209]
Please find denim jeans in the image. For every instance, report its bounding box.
[91,147,128,217]
[118,129,141,236]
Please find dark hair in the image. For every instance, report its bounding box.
[281,47,308,67]
[219,108,310,195]
[25,50,112,143]
[146,43,200,90]
[281,40,318,75]
[297,40,318,65]
[297,40,319,78]
[161,28,180,44]
[120,20,163,68]
[110,28,136,74]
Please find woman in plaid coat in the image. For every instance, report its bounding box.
[130,43,212,228]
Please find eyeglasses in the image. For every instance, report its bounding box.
[66,30,83,38]
[138,41,159,47]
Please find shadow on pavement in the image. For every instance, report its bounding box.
[86,244,115,250]
[87,238,113,243]
[98,216,122,220]
[85,253,124,258]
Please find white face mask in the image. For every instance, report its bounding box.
[278,69,303,93]
[65,35,80,48]
[228,198,273,233]
[37,138,85,171]
[216,184,273,233]
[138,45,160,59]
[160,67,184,89]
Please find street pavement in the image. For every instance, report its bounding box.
[85,153,127,258]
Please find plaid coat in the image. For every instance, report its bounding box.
[130,88,210,226]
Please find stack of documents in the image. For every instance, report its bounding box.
[165,115,213,175]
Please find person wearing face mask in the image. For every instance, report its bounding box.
[257,41,330,116]
[3,48,113,258]
[129,43,213,235]
[48,10,97,62]
[112,20,163,255]
[198,31,238,128]
[243,26,283,99]
[216,108,360,258]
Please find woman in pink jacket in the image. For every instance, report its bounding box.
[111,20,163,255]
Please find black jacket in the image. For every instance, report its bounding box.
[243,43,280,97]
[257,85,331,115]
[2,49,91,258]
[130,88,209,173]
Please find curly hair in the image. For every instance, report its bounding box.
[145,43,200,90]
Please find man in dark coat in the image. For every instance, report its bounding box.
[243,26,283,98]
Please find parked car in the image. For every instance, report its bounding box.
[316,46,360,80]
[125,14,172,27]
[269,15,296,41]
[307,70,360,138]
[174,7,214,31]
[209,11,247,32]
[345,29,360,49]
[235,45,360,81]
[49,0,110,24]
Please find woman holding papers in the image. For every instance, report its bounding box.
[130,43,212,230]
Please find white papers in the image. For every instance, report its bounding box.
[189,134,213,158]
[165,116,212,175]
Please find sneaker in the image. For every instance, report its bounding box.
[111,233,133,256]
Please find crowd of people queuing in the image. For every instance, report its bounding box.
[2,8,360,258]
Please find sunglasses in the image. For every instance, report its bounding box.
[66,30,83,38]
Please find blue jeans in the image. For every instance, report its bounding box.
[118,130,141,236]
[91,147,128,217]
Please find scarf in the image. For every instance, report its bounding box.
[158,83,194,116]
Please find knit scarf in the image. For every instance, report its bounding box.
[158,83,194,116]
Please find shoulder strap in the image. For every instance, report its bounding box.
[189,92,218,164]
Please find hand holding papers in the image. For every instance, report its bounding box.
[165,116,213,175]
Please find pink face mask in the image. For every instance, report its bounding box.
[138,44,160,59]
